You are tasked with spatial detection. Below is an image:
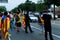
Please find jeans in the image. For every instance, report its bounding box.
[11,20,15,29]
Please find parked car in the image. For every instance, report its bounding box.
[34,12,39,16]
[29,14,38,22]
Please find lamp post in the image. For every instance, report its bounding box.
[53,1,56,20]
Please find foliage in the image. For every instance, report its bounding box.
[11,7,18,13]
[44,0,60,6]
[0,6,6,12]
[36,3,47,12]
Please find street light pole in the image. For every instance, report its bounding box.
[54,4,55,20]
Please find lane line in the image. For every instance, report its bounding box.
[52,34,60,38]
[8,34,11,40]
[52,23,60,26]
[31,26,60,39]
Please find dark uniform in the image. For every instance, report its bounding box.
[24,14,33,33]
[42,13,53,40]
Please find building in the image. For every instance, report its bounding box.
[0,0,8,3]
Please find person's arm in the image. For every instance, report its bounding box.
[28,15,32,21]
[41,14,44,20]
[49,15,52,19]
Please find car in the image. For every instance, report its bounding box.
[29,14,38,22]
[34,12,39,16]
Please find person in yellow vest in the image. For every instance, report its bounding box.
[38,16,44,25]
[1,12,10,40]
[38,15,44,34]
[40,17,44,25]
[15,11,21,32]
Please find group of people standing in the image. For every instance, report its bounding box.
[0,9,54,40]
[0,9,33,40]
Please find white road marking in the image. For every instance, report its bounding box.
[8,34,11,40]
[52,34,60,38]
[52,23,60,26]
[31,26,60,39]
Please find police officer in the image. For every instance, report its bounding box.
[42,11,53,40]
[24,12,33,33]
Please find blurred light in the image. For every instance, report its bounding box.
[51,4,58,8]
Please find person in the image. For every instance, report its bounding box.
[38,16,41,24]
[15,11,21,32]
[42,12,53,40]
[0,12,2,39]
[38,16,44,34]
[24,12,33,33]
[13,14,16,29]
[39,12,44,25]
[9,12,14,30]
[1,11,10,40]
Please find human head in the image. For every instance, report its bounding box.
[4,11,8,15]
[9,11,12,14]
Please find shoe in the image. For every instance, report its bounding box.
[0,36,1,39]
[25,31,28,33]
[45,38,48,40]
[30,31,34,33]
[50,38,53,40]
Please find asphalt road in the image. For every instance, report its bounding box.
[8,20,60,40]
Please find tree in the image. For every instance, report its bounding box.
[18,3,25,11]
[36,0,47,12]
[18,0,36,13]
[44,0,60,19]
[11,7,18,13]
[11,0,36,13]
[0,6,6,12]
[24,1,36,12]
[26,0,29,2]
[44,0,60,6]
[36,3,47,12]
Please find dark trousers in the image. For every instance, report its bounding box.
[25,23,32,32]
[45,28,53,40]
